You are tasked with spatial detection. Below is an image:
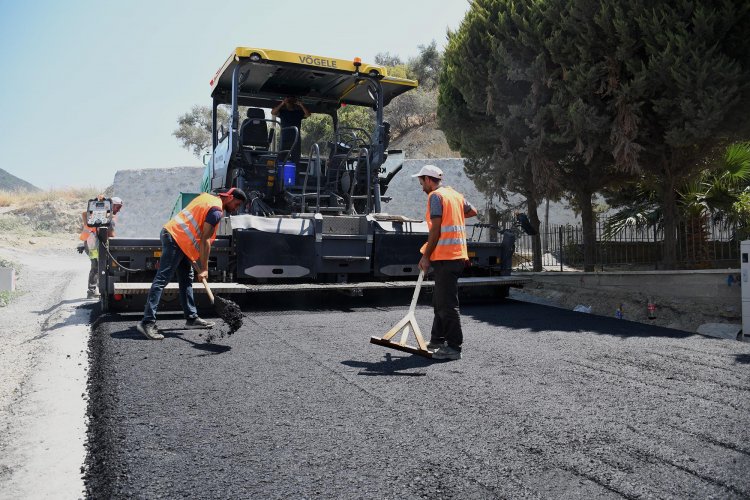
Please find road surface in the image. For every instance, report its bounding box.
[85,293,750,499]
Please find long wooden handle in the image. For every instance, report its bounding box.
[198,276,215,304]
[192,262,215,304]
[408,270,425,313]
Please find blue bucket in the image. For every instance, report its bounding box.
[278,162,296,187]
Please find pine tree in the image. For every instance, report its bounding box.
[551,0,750,268]
[440,0,750,270]
[439,0,566,271]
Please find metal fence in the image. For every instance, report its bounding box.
[471,218,742,271]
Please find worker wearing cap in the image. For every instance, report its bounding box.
[79,195,123,299]
[137,188,247,340]
[413,165,477,361]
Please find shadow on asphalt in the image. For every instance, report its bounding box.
[110,327,146,340]
[108,321,232,354]
[105,289,425,315]
[342,351,434,376]
[464,299,696,339]
[33,297,97,315]
[733,353,750,364]
[168,333,232,355]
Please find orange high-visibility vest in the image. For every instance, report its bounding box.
[420,186,468,261]
[164,193,223,261]
[79,212,96,241]
[80,212,99,259]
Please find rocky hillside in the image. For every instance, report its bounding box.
[390,120,461,159]
[0,189,102,252]
[0,168,39,192]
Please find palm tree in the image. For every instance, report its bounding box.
[604,142,750,268]
[680,142,750,265]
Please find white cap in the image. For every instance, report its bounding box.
[411,164,443,179]
[111,196,123,205]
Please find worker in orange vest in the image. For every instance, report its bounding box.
[414,165,477,361]
[137,188,247,340]
[79,195,123,299]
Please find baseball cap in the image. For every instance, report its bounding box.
[111,196,123,205]
[411,164,443,179]
[216,187,247,202]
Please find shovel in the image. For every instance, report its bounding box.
[192,263,243,336]
[369,270,432,358]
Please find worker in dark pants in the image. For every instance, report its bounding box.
[271,96,310,164]
[137,188,246,340]
[414,165,477,361]
[79,195,123,299]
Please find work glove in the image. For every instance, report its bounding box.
[76,243,85,254]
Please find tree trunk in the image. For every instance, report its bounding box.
[576,188,596,272]
[488,207,499,242]
[661,175,678,270]
[683,213,711,268]
[544,198,550,252]
[526,192,543,272]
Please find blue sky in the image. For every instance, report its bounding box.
[0,0,471,189]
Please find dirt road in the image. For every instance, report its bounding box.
[86,294,750,498]
[0,241,92,498]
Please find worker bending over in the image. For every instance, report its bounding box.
[137,188,247,340]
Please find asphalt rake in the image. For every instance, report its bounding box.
[370,270,432,358]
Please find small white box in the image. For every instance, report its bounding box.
[0,267,15,292]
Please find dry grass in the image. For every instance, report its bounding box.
[0,187,105,208]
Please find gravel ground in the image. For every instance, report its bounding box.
[84,293,750,499]
[0,239,92,498]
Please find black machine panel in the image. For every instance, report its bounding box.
[233,229,316,280]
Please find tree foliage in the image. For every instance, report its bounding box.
[571,1,750,268]
[301,105,375,156]
[173,105,230,158]
[439,0,565,270]
[374,52,403,67]
[378,43,442,137]
[407,41,442,90]
[439,0,750,269]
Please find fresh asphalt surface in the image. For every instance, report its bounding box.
[85,291,750,499]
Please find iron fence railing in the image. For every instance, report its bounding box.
[470,218,742,271]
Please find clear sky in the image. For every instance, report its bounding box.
[0,0,471,189]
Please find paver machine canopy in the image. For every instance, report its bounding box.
[205,47,418,216]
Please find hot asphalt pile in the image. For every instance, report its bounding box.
[84,294,750,499]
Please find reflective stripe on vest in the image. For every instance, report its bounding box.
[163,193,222,261]
[420,186,469,261]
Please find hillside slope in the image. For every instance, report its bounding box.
[0,168,39,192]
[390,119,461,159]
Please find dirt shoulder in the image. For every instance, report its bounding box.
[0,233,93,498]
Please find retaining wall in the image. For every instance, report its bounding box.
[515,269,743,335]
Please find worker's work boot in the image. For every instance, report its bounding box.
[137,321,164,340]
[431,345,462,360]
[426,340,446,351]
[186,317,215,329]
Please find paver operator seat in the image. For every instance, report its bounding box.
[240,107,273,149]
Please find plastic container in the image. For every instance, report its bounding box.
[278,162,296,187]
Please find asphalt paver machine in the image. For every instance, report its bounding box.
[99,47,530,311]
